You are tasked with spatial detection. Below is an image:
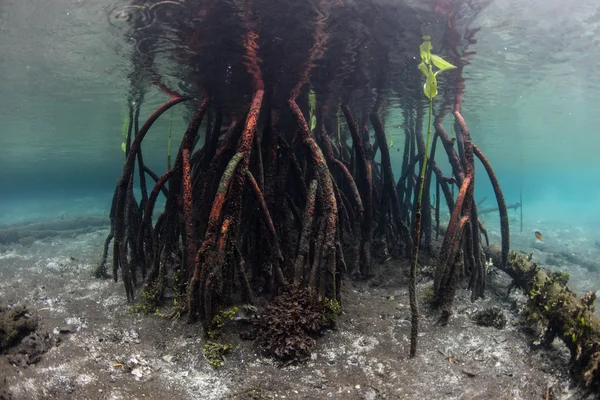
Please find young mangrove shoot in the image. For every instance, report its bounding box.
[409,35,456,357]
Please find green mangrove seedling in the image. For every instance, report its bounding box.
[409,35,456,358]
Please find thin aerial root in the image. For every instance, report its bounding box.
[246,170,286,287]
[434,122,464,183]
[439,216,469,325]
[179,98,211,271]
[370,110,400,218]
[112,96,191,296]
[142,165,169,197]
[294,179,318,287]
[182,148,195,259]
[478,219,490,247]
[289,94,338,299]
[246,170,281,260]
[96,231,114,279]
[341,104,373,277]
[434,175,472,294]
[473,145,509,268]
[309,218,327,292]
[188,153,244,319]
[193,90,264,325]
[435,177,440,240]
[396,154,421,195]
[332,159,363,215]
[431,163,455,212]
[137,169,174,247]
[233,244,255,305]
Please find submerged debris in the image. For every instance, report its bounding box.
[471,307,507,330]
[254,289,341,363]
[203,341,232,369]
[6,332,54,367]
[487,247,600,392]
[204,307,238,369]
[0,304,38,351]
[0,377,12,400]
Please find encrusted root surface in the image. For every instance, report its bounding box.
[0,218,585,399]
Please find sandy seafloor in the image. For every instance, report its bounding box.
[0,197,599,400]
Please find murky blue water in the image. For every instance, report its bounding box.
[1,0,599,296]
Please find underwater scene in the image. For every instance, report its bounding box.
[1,0,600,398]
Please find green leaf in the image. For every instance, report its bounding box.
[431,54,457,73]
[121,142,126,152]
[419,40,432,64]
[418,62,429,77]
[423,70,437,99]
[310,114,317,131]
[121,115,129,139]
[309,88,316,113]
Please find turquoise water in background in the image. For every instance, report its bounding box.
[1,0,599,296]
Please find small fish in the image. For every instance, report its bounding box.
[485,258,494,274]
[112,363,125,367]
[387,136,394,148]
[534,231,543,240]
[233,304,257,322]
[38,307,50,312]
